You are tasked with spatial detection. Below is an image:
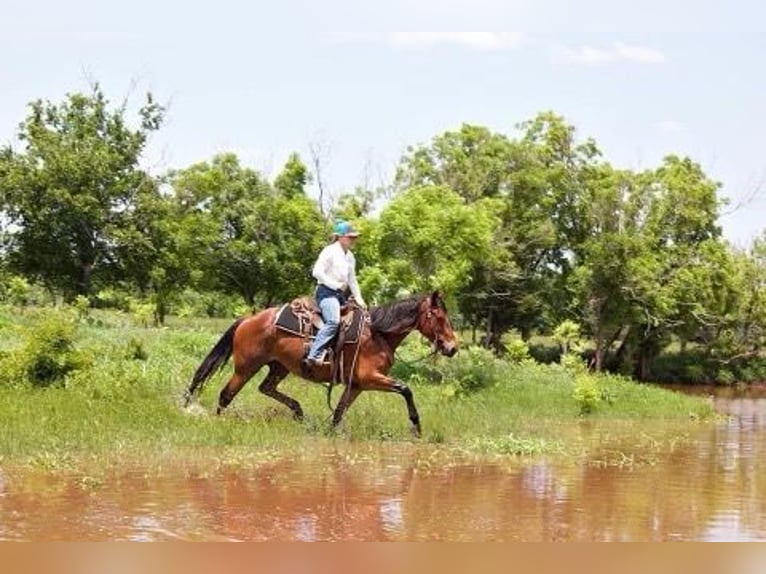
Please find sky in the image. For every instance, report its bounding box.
[2,0,765,246]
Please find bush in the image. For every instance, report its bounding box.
[93,287,133,312]
[716,368,736,386]
[388,337,443,384]
[561,352,589,376]
[127,298,155,327]
[442,345,507,396]
[0,275,51,307]
[175,289,246,318]
[389,339,509,396]
[573,374,601,415]
[0,310,88,387]
[553,320,584,355]
[125,337,149,361]
[528,340,561,364]
[504,338,531,364]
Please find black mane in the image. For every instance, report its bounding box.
[368,295,423,334]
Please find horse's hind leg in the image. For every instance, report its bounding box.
[217,361,264,415]
[258,362,303,421]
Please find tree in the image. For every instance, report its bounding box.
[567,156,728,377]
[369,185,498,303]
[274,152,311,199]
[110,177,196,324]
[0,85,164,297]
[169,153,326,306]
[395,114,602,349]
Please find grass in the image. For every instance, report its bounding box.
[0,305,717,470]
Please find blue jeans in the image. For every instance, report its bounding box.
[307,294,341,361]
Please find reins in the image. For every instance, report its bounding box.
[393,344,439,367]
[325,309,368,413]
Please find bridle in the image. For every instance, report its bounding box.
[421,306,450,354]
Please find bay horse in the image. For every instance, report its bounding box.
[183,291,458,436]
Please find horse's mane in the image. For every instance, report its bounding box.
[369,293,444,334]
[368,295,423,334]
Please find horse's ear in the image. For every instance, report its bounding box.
[430,291,442,308]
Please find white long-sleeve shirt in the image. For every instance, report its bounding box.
[312,241,365,306]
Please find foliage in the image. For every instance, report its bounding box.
[0,308,715,466]
[0,85,164,297]
[442,345,508,396]
[168,153,326,307]
[372,185,498,298]
[0,86,763,382]
[0,309,89,387]
[553,320,584,355]
[503,337,532,364]
[573,374,602,415]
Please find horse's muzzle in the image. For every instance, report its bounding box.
[441,343,458,357]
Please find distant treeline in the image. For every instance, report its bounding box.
[1,85,764,382]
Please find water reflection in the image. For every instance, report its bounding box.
[2,386,766,541]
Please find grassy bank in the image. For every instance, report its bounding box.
[0,306,716,469]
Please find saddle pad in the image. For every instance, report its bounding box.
[274,304,365,344]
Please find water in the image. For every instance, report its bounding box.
[2,386,766,541]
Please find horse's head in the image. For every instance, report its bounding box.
[417,291,458,357]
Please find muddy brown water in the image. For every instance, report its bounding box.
[2,386,766,541]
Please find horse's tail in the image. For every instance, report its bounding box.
[184,318,244,406]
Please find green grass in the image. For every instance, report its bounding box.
[0,305,717,469]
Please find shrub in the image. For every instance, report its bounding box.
[573,374,601,415]
[73,295,91,321]
[388,337,443,384]
[561,352,589,376]
[442,345,506,396]
[504,338,531,364]
[128,298,155,327]
[553,320,584,355]
[716,368,736,386]
[125,337,149,361]
[0,275,50,307]
[0,310,88,387]
[528,340,561,364]
[93,287,133,311]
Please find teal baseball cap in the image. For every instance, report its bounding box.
[333,220,360,237]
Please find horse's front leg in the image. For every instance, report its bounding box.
[393,379,421,438]
[331,386,362,429]
[358,373,421,438]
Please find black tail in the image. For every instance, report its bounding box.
[184,318,244,406]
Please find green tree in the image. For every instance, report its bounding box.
[274,152,311,199]
[395,114,601,349]
[370,185,498,301]
[169,153,326,306]
[110,178,196,324]
[0,85,164,297]
[568,156,727,377]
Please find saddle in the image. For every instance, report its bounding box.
[274,297,366,372]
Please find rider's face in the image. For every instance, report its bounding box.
[338,235,358,250]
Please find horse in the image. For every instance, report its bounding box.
[183,291,458,437]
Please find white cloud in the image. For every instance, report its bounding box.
[386,32,524,51]
[657,120,684,133]
[553,42,666,65]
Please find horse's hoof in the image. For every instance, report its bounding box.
[411,424,422,439]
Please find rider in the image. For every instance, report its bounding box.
[302,220,367,369]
